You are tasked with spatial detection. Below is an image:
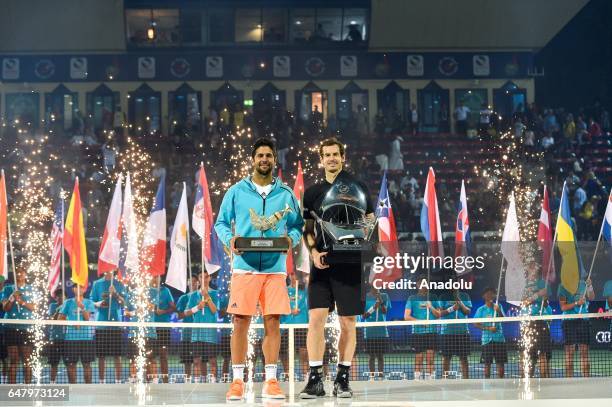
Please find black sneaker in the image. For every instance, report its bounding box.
[333,371,353,398]
[299,369,325,399]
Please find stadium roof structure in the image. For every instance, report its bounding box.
[369,0,590,51]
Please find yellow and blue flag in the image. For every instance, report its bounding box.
[555,182,584,295]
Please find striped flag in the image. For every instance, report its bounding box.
[193,163,221,274]
[455,180,471,258]
[0,169,7,280]
[538,185,555,283]
[98,175,122,275]
[420,167,444,257]
[64,178,89,288]
[374,171,401,283]
[47,200,64,293]
[142,176,166,276]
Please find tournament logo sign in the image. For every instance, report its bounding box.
[305,57,325,77]
[2,58,20,80]
[70,57,88,79]
[473,55,490,77]
[438,57,458,76]
[273,56,290,78]
[340,56,357,77]
[138,57,156,79]
[34,59,56,80]
[170,58,191,78]
[406,55,424,77]
[206,56,223,78]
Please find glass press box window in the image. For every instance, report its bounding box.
[126,8,180,46]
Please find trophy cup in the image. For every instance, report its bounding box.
[233,203,293,252]
[310,179,378,263]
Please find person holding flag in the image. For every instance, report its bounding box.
[474,287,507,379]
[215,138,303,401]
[360,285,391,376]
[148,275,175,383]
[2,263,35,384]
[59,283,96,384]
[46,287,65,384]
[556,182,594,377]
[175,273,199,381]
[92,174,125,383]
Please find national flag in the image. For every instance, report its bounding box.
[293,161,310,274]
[374,171,401,283]
[142,176,166,276]
[455,180,471,258]
[538,185,555,283]
[118,173,139,279]
[47,199,64,293]
[193,163,221,274]
[166,183,189,292]
[599,190,612,262]
[501,192,524,305]
[0,170,7,280]
[64,178,88,288]
[98,175,122,275]
[556,182,583,295]
[277,169,295,276]
[420,167,444,257]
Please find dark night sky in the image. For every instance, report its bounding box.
[535,0,612,111]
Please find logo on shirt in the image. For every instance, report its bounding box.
[231,302,238,308]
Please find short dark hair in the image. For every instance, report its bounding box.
[251,138,277,159]
[319,137,345,157]
[482,287,496,296]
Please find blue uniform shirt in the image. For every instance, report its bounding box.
[281,287,309,324]
[438,292,472,335]
[176,292,194,342]
[188,289,219,344]
[474,303,506,344]
[125,291,157,339]
[361,293,391,339]
[60,298,96,341]
[149,286,174,323]
[405,293,438,334]
[2,284,35,329]
[90,277,126,323]
[558,281,590,315]
[48,301,65,341]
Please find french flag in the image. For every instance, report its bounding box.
[420,167,444,257]
[455,180,470,257]
[193,163,221,274]
[374,171,402,283]
[98,175,122,275]
[141,176,166,276]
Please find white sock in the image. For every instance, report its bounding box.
[340,361,352,367]
[232,364,245,381]
[265,364,277,381]
[309,361,323,367]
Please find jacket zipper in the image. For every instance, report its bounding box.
[259,195,266,272]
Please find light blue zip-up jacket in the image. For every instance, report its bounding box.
[214,176,304,273]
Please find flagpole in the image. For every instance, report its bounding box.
[494,257,505,317]
[199,162,203,291]
[108,274,114,320]
[61,195,66,302]
[187,220,192,292]
[7,218,19,312]
[577,190,609,313]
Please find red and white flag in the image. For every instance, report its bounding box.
[293,162,310,274]
[141,176,166,276]
[538,185,555,283]
[98,175,122,275]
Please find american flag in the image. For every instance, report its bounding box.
[47,200,63,294]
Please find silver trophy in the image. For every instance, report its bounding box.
[310,178,377,259]
[234,203,293,252]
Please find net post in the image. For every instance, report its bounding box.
[288,325,295,400]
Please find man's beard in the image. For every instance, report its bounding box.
[255,165,272,176]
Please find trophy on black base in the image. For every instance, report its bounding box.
[233,203,293,252]
[310,178,378,264]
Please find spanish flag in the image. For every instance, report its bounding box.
[64,178,88,288]
[556,182,581,294]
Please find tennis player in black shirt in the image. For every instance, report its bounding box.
[300,137,374,398]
